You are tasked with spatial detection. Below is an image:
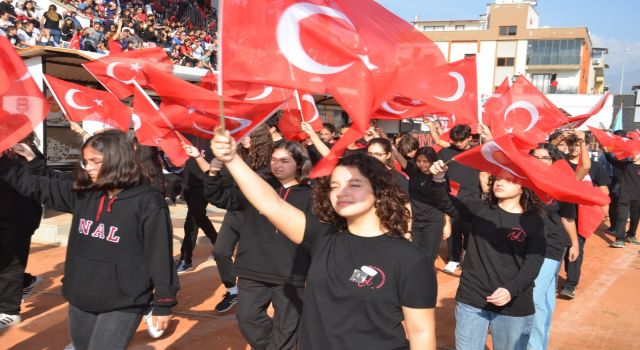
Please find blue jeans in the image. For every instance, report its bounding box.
[48,29,61,46]
[528,257,562,350]
[455,301,534,350]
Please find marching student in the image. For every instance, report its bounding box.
[0,130,178,350]
[611,153,640,247]
[528,143,580,350]
[437,124,482,274]
[202,140,313,350]
[210,129,438,350]
[367,137,409,194]
[0,132,45,329]
[430,160,546,350]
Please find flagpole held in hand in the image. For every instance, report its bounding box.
[216,0,225,132]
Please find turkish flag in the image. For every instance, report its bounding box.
[145,65,286,140]
[487,76,568,145]
[132,84,191,166]
[372,96,443,120]
[108,38,123,55]
[44,75,131,132]
[222,0,445,135]
[628,129,640,141]
[83,47,172,99]
[279,92,322,141]
[388,56,479,126]
[589,126,640,160]
[200,70,294,104]
[577,203,605,239]
[69,31,82,50]
[453,134,610,206]
[481,78,510,126]
[0,35,49,154]
[564,93,611,129]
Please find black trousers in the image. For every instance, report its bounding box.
[236,278,304,350]
[0,230,32,315]
[615,199,640,241]
[164,173,183,201]
[68,303,142,350]
[563,234,586,290]
[179,188,218,263]
[411,219,444,265]
[214,212,241,289]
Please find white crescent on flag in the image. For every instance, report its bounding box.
[381,101,408,115]
[434,72,465,102]
[276,3,376,75]
[106,62,136,84]
[302,94,320,122]
[504,101,539,132]
[64,89,93,110]
[481,141,526,179]
[244,86,273,101]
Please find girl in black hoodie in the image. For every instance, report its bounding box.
[0,130,178,350]
[199,140,313,350]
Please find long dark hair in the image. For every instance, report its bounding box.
[238,124,272,171]
[530,143,563,162]
[414,146,437,164]
[132,137,166,193]
[486,176,541,214]
[273,141,311,184]
[74,130,144,191]
[312,153,411,238]
[367,137,394,168]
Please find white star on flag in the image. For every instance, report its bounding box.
[130,63,142,72]
[94,99,103,106]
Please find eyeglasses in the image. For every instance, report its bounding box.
[368,152,388,158]
[80,160,102,170]
[532,156,552,161]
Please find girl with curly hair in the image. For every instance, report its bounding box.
[430,160,546,350]
[210,130,439,350]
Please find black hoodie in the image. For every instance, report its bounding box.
[203,172,313,287]
[0,156,179,315]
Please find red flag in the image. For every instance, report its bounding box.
[487,76,568,145]
[200,70,293,104]
[222,0,445,135]
[577,203,605,239]
[565,93,611,129]
[83,47,172,99]
[0,35,49,154]
[588,126,640,160]
[69,31,82,50]
[44,75,131,132]
[279,92,322,141]
[108,38,123,55]
[628,129,640,141]
[145,65,286,140]
[481,78,510,126]
[388,56,479,126]
[132,83,191,166]
[453,134,610,206]
[372,96,442,120]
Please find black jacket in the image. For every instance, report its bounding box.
[204,172,313,287]
[0,150,45,233]
[0,156,179,315]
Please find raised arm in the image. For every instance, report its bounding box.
[211,130,307,244]
[575,131,591,181]
[301,121,330,157]
[425,120,450,149]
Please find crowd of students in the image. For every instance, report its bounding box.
[0,0,218,68]
[0,112,638,350]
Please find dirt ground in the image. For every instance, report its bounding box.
[2,206,639,350]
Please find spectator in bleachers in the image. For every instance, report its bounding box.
[81,21,103,52]
[40,5,63,46]
[16,1,40,28]
[0,10,12,30]
[17,20,38,47]
[0,0,16,21]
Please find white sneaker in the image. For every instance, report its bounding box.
[63,343,75,350]
[443,261,460,274]
[144,311,165,339]
[22,275,43,301]
[0,313,21,329]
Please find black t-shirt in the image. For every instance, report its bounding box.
[605,153,630,189]
[300,213,437,350]
[437,145,480,199]
[0,2,16,17]
[452,196,545,316]
[43,12,62,31]
[391,169,409,195]
[404,162,456,223]
[542,200,576,261]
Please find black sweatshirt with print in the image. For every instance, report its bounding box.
[0,156,179,315]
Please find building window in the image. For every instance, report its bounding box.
[464,53,476,58]
[527,39,583,65]
[499,25,517,36]
[423,25,444,31]
[497,57,515,66]
[455,25,465,31]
